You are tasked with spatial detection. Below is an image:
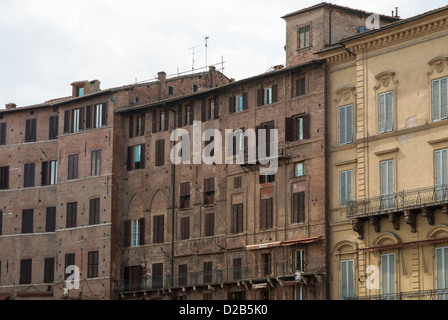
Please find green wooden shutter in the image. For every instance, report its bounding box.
[341,260,355,299]
[339,106,346,145]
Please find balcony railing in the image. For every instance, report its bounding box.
[343,288,448,300]
[347,184,448,219]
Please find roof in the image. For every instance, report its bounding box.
[281,2,399,21]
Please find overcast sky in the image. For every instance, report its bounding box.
[0,0,446,108]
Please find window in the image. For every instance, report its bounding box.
[257,86,278,106]
[378,91,394,133]
[205,212,214,237]
[259,174,275,184]
[380,160,394,210]
[0,211,2,235]
[381,253,396,297]
[435,149,448,200]
[432,77,448,121]
[49,115,59,140]
[124,266,143,291]
[294,162,304,177]
[87,251,99,278]
[229,93,247,114]
[258,121,275,158]
[436,246,448,299]
[341,259,355,299]
[339,104,353,145]
[152,263,163,289]
[292,191,305,223]
[0,166,9,190]
[89,198,100,225]
[25,118,37,142]
[155,139,165,166]
[204,178,215,205]
[298,25,311,49]
[233,258,242,280]
[209,98,218,120]
[203,261,213,283]
[262,253,271,276]
[66,202,77,228]
[44,258,55,284]
[130,113,145,138]
[64,254,75,280]
[340,170,353,207]
[159,111,167,131]
[20,259,32,284]
[41,160,57,186]
[285,115,310,142]
[78,87,84,97]
[68,154,78,180]
[153,215,164,244]
[184,103,194,126]
[127,145,145,171]
[234,176,242,189]
[260,198,273,230]
[124,219,145,247]
[295,77,306,97]
[24,163,35,188]
[91,150,101,176]
[46,207,56,232]
[94,103,107,128]
[132,219,142,247]
[168,86,174,95]
[295,250,304,272]
[0,122,6,145]
[72,108,83,133]
[22,209,33,234]
[180,182,190,209]
[179,264,188,286]
[231,203,243,234]
[180,216,190,240]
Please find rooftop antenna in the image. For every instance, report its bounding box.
[189,45,199,75]
[205,36,210,69]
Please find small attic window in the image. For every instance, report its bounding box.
[78,87,84,97]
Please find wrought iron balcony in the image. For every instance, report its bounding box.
[346,184,448,239]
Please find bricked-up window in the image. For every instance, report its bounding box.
[203,261,213,283]
[180,216,190,240]
[68,154,78,180]
[295,77,306,97]
[285,114,310,142]
[262,253,271,276]
[49,115,59,140]
[24,163,35,188]
[155,139,165,166]
[292,191,305,224]
[89,198,100,225]
[124,266,143,291]
[204,178,215,205]
[127,144,145,171]
[66,202,77,228]
[233,258,242,280]
[260,198,273,230]
[91,150,101,176]
[298,25,311,49]
[0,122,6,145]
[178,264,188,286]
[64,253,75,280]
[180,181,190,209]
[229,93,248,114]
[231,203,243,234]
[205,212,214,237]
[87,251,99,278]
[234,176,242,189]
[46,207,56,232]
[129,113,145,138]
[257,85,278,107]
[20,259,32,284]
[0,166,9,190]
[153,215,164,244]
[41,160,57,186]
[22,209,33,234]
[44,257,55,284]
[25,118,37,142]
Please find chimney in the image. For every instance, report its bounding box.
[6,103,16,110]
[158,71,167,82]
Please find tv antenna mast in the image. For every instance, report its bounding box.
[189,45,200,74]
[205,36,210,69]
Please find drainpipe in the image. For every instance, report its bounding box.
[329,8,334,46]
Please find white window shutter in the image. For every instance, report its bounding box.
[379,93,386,133]
[340,171,347,207]
[433,79,441,121]
[386,92,394,132]
[442,78,448,119]
[339,106,346,145]
[347,104,353,143]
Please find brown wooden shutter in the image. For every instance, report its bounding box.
[127,146,132,171]
[41,161,48,186]
[101,102,108,126]
[229,96,236,114]
[204,178,215,192]
[189,102,194,125]
[180,181,190,196]
[201,99,207,122]
[303,114,310,140]
[243,92,248,110]
[129,115,134,138]
[140,144,145,169]
[177,105,183,128]
[285,118,295,142]
[238,204,243,233]
[124,220,131,247]
[85,105,92,130]
[78,107,84,131]
[257,88,264,106]
[152,110,157,133]
[205,212,214,237]
[156,140,165,166]
[0,122,6,145]
[141,113,146,135]
[64,110,70,134]
[260,199,266,229]
[139,218,145,245]
[214,96,219,119]
[272,84,278,102]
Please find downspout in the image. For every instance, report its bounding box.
[329,8,334,46]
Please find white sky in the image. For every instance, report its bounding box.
[0,0,446,108]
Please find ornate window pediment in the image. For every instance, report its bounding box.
[335,86,356,104]
[427,55,448,76]
[374,71,399,91]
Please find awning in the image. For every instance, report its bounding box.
[360,237,448,252]
[0,293,10,300]
[245,236,321,251]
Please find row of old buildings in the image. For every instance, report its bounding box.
[0,2,448,300]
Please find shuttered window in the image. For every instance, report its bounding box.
[380,160,394,209]
[285,115,310,142]
[341,259,355,299]
[260,198,273,230]
[0,122,6,145]
[179,264,188,286]
[127,145,145,171]
[153,215,164,244]
[436,247,448,296]
[87,251,99,278]
[204,178,215,205]
[203,261,213,283]
[22,209,34,234]
[94,103,108,128]
[378,91,394,133]
[66,202,77,228]
[339,104,353,145]
[152,263,163,289]
[46,207,56,232]
[44,257,55,284]
[180,181,190,209]
[155,139,165,166]
[49,115,59,140]
[340,170,353,207]
[432,77,448,122]
[0,211,2,235]
[20,259,32,284]
[68,154,78,180]
[89,198,100,225]
[0,166,9,190]
[233,258,242,280]
[257,85,278,106]
[131,218,145,247]
[234,176,242,189]
[25,118,37,142]
[41,160,57,186]
[381,253,396,296]
[64,253,75,280]
[24,163,35,188]
[229,93,247,114]
[232,203,243,234]
[180,216,190,240]
[205,212,214,237]
[298,25,310,49]
[295,77,306,97]
[91,150,101,176]
[434,148,448,201]
[292,192,305,223]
